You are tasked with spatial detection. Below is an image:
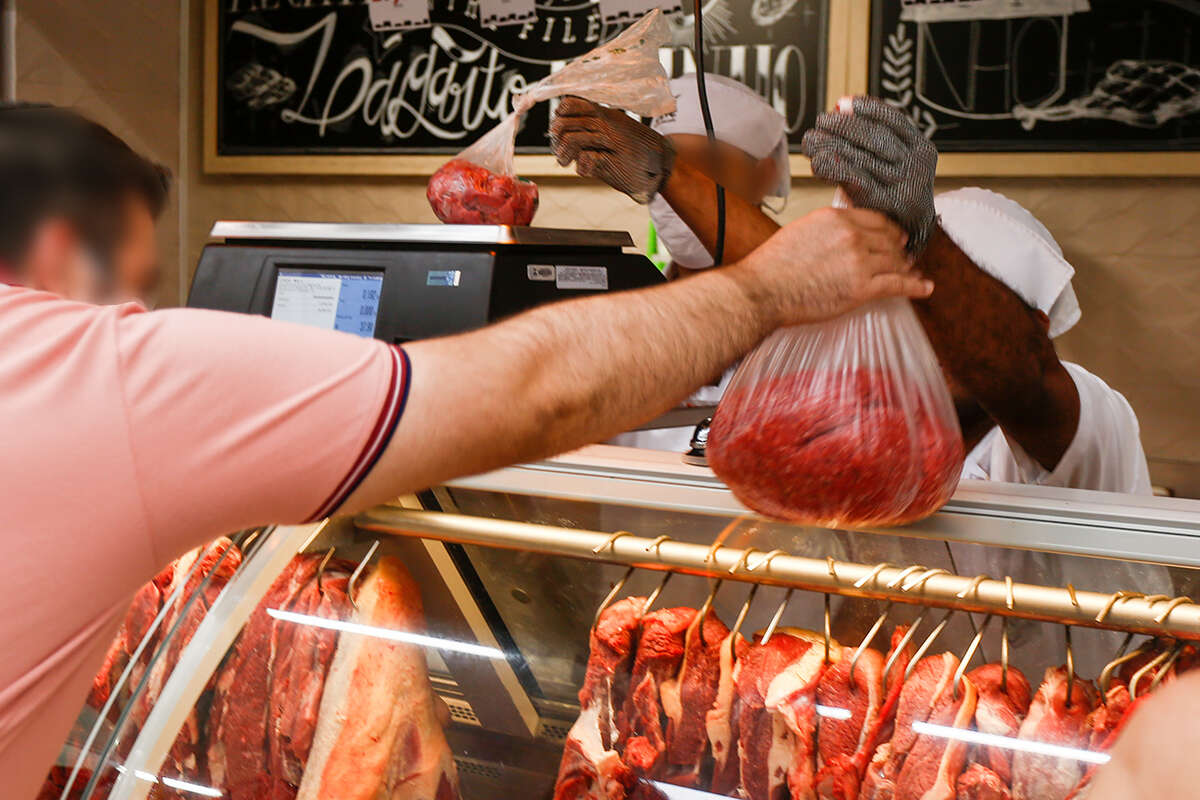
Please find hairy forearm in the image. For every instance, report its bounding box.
[913,226,1079,467]
[348,268,775,508]
[660,161,781,264]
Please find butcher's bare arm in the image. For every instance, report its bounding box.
[336,208,924,515]
[659,161,781,266]
[912,226,1080,469]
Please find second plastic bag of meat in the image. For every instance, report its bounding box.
[426,10,676,226]
[708,296,964,528]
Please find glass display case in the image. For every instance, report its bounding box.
[41,446,1200,800]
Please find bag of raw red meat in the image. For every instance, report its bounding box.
[427,9,676,226]
[708,199,964,528]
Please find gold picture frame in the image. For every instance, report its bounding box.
[204,1,855,177]
[843,0,1200,177]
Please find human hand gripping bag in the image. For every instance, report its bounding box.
[427,9,676,225]
[707,195,964,528]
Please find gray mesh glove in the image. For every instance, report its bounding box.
[802,96,938,254]
[549,96,676,204]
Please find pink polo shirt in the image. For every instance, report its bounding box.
[0,283,408,800]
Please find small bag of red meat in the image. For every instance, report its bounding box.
[708,197,964,527]
[427,9,676,226]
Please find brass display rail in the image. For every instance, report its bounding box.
[357,507,1200,640]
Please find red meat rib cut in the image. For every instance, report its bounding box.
[733,630,819,800]
[553,596,645,800]
[766,630,838,800]
[659,609,730,787]
[1011,667,1094,800]
[956,763,1010,800]
[814,644,884,800]
[707,631,749,795]
[895,657,977,800]
[620,607,697,777]
[966,664,1032,785]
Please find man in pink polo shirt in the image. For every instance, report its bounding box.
[0,104,927,798]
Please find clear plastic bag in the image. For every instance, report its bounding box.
[427,9,676,226]
[708,195,964,527]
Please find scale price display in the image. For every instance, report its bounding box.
[271,268,384,338]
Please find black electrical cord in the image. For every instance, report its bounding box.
[691,0,726,266]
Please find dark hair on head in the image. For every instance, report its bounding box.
[0,102,172,268]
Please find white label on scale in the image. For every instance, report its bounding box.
[595,0,683,26]
[527,264,557,281]
[556,265,609,291]
[368,0,431,32]
[478,0,537,27]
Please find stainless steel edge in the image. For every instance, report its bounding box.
[443,447,1200,568]
[208,221,633,248]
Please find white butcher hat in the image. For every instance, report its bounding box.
[651,73,791,199]
[935,187,1081,338]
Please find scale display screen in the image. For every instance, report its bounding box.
[270,267,383,338]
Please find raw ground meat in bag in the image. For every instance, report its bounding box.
[708,297,964,528]
[427,9,676,225]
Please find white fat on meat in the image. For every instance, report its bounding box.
[1012,667,1093,800]
[296,556,459,800]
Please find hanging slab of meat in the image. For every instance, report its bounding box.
[860,651,962,800]
[554,596,645,800]
[855,627,920,800]
[966,664,1032,785]
[956,763,1010,800]
[814,645,884,800]
[1062,685,1149,800]
[620,607,698,777]
[208,552,322,799]
[707,631,749,796]
[1011,667,1094,800]
[733,629,821,800]
[895,663,977,800]
[765,629,841,800]
[659,608,730,787]
[268,560,355,797]
[138,538,242,783]
[296,555,461,800]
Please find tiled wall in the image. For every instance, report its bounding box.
[15,0,182,306]
[15,0,1200,485]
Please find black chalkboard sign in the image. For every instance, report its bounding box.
[869,0,1200,152]
[214,0,829,159]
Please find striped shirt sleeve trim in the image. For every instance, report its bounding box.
[306,345,411,522]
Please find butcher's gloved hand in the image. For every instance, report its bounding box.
[802,96,938,254]
[549,96,676,204]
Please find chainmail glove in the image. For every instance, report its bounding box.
[802,96,938,254]
[549,96,676,204]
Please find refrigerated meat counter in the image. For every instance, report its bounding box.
[41,446,1200,800]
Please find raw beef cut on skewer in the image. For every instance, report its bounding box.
[956,763,1011,800]
[209,553,322,800]
[1062,684,1149,800]
[1011,667,1094,800]
[813,644,884,800]
[554,597,646,800]
[296,556,461,800]
[659,608,730,787]
[766,630,840,800]
[267,560,355,796]
[621,607,698,777]
[852,626,914,800]
[894,659,977,800]
[966,664,1032,785]
[706,630,749,795]
[733,630,821,800]
[860,651,963,800]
